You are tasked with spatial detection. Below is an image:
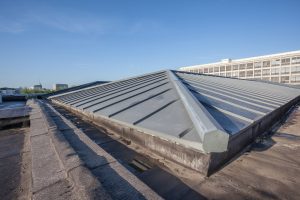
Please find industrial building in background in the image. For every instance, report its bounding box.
[0,87,20,95]
[53,83,68,91]
[32,84,43,90]
[179,50,300,85]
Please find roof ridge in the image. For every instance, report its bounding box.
[168,70,229,152]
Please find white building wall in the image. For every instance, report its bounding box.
[179,50,300,85]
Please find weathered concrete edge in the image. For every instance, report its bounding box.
[51,94,300,176]
[51,99,211,175]
[207,96,300,175]
[29,99,106,199]
[0,106,30,129]
[40,100,163,199]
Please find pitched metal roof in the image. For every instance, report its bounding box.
[49,70,300,153]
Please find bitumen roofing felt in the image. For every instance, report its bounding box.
[49,70,300,153]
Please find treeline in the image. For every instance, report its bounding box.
[20,88,53,94]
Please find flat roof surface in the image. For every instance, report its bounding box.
[0,101,28,119]
[49,70,300,152]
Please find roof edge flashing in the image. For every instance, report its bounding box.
[203,130,229,152]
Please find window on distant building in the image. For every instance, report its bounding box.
[271,68,280,75]
[226,72,231,77]
[262,77,270,81]
[263,61,270,68]
[262,69,270,76]
[220,66,225,72]
[291,65,300,74]
[254,70,261,76]
[239,64,246,70]
[281,67,290,75]
[246,70,253,77]
[232,65,239,71]
[291,75,300,83]
[209,67,213,73]
[254,62,262,68]
[204,68,208,73]
[271,77,279,82]
[214,66,219,72]
[271,59,281,67]
[226,65,232,71]
[281,76,289,83]
[246,63,253,69]
[292,57,300,65]
[232,71,239,77]
[239,71,246,77]
[281,58,291,66]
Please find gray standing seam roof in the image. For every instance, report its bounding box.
[45,81,109,98]
[49,70,300,153]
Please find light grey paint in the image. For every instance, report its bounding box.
[49,70,300,153]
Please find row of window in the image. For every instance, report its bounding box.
[189,56,300,73]
[256,75,300,83]
[199,65,300,77]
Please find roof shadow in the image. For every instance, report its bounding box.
[49,103,208,200]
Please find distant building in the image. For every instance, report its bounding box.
[53,84,68,91]
[32,84,43,90]
[179,50,300,85]
[0,87,19,95]
[0,94,2,104]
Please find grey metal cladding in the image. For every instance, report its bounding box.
[50,70,300,153]
[174,70,300,132]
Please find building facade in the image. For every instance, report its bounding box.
[0,87,20,95]
[53,84,68,91]
[32,84,43,90]
[179,50,300,85]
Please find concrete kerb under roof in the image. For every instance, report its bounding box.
[48,70,300,175]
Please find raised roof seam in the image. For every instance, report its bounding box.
[167,70,229,152]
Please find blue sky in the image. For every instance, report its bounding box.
[1,0,300,88]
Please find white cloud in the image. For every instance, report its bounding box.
[0,19,25,33]
[0,8,162,35]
